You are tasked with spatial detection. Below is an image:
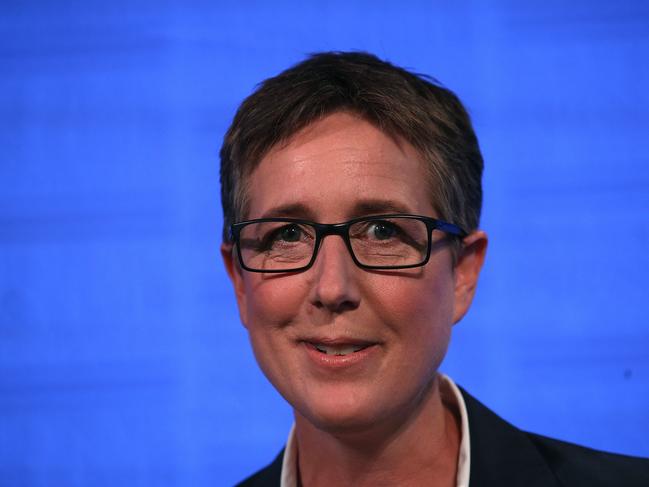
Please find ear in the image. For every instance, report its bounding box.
[453,230,488,324]
[221,242,249,328]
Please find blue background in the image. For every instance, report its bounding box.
[1,1,648,485]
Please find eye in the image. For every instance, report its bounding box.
[276,224,302,242]
[367,221,398,240]
[239,221,313,254]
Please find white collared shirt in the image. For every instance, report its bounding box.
[280,374,471,487]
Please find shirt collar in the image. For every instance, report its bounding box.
[280,373,471,487]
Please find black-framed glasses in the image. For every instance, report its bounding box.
[229,214,466,273]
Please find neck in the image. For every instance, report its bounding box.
[294,375,461,487]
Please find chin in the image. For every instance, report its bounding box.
[293,374,441,439]
[303,406,381,436]
[293,386,399,435]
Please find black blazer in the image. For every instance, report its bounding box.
[236,388,649,486]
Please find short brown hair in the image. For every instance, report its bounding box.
[220,51,483,243]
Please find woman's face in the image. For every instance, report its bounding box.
[223,112,484,434]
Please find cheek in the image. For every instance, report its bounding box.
[242,275,310,329]
[242,276,310,400]
[371,271,455,355]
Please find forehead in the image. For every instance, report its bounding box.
[246,112,433,221]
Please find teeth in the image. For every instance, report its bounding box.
[314,344,366,356]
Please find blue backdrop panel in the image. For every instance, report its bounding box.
[0,1,647,485]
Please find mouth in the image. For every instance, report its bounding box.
[310,342,371,356]
[302,336,378,356]
[300,338,379,369]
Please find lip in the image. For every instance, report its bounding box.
[300,339,380,370]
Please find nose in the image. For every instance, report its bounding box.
[308,234,361,314]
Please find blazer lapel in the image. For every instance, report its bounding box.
[460,388,560,487]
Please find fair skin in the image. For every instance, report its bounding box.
[222,112,487,486]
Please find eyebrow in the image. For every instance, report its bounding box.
[258,199,415,222]
[259,203,317,220]
[351,199,413,217]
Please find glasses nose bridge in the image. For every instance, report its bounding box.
[316,221,349,239]
[312,221,354,262]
